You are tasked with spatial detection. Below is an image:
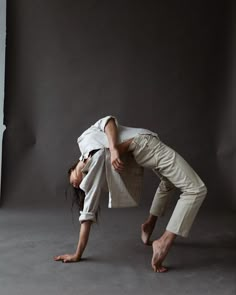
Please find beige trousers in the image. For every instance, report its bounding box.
[128,134,207,237]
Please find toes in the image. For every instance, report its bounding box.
[157,265,168,273]
[152,263,168,273]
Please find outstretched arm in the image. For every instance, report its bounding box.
[104,118,124,171]
[54,220,92,263]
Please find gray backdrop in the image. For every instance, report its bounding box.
[2,0,233,210]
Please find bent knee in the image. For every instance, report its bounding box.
[199,184,207,195]
[192,184,207,200]
[183,183,207,201]
[159,180,175,192]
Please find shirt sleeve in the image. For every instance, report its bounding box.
[79,150,106,223]
[93,115,118,132]
[79,185,103,223]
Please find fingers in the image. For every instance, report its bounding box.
[110,149,124,171]
[54,255,62,261]
[54,255,65,261]
[54,254,78,263]
[54,254,70,262]
[112,158,125,171]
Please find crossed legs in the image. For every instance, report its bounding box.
[129,135,207,272]
[141,177,177,272]
[141,175,175,245]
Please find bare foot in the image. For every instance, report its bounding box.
[141,223,155,245]
[151,240,169,273]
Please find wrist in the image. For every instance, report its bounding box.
[109,145,118,151]
[74,252,82,260]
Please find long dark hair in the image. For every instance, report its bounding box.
[66,153,100,222]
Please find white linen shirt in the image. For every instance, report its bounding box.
[77,115,157,161]
[77,115,158,223]
[79,149,144,222]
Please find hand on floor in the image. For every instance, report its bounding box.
[54,253,80,263]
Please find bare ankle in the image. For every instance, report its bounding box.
[159,230,176,246]
[145,215,157,226]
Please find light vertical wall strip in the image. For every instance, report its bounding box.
[0,0,6,196]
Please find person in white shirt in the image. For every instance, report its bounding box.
[54,116,207,273]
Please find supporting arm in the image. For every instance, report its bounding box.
[54,220,92,263]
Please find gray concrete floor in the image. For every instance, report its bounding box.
[0,204,235,295]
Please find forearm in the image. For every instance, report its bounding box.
[75,220,92,259]
[104,118,118,150]
[104,118,125,171]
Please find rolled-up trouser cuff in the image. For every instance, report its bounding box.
[166,226,189,238]
[79,211,96,223]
